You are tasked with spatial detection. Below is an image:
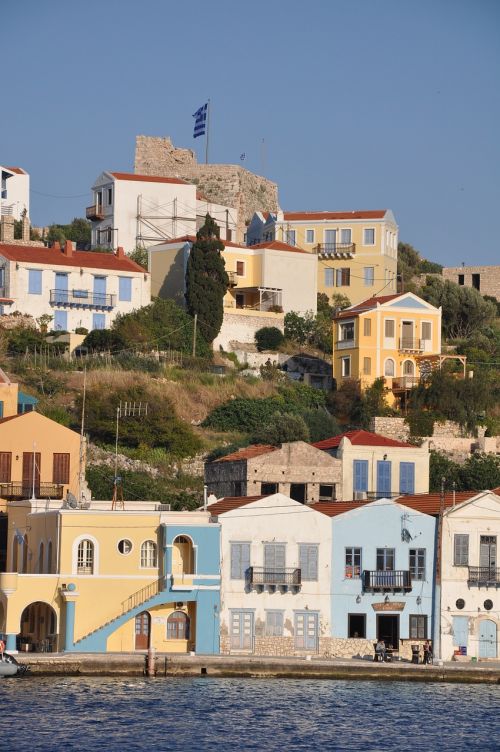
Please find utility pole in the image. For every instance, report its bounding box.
[192,313,198,358]
[112,401,149,510]
[205,99,211,164]
[78,367,87,504]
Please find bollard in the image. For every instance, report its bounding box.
[147,646,156,677]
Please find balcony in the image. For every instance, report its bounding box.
[50,289,116,310]
[0,204,14,216]
[227,271,238,288]
[86,204,105,221]
[399,338,425,352]
[315,242,356,258]
[0,482,64,500]
[467,567,500,587]
[391,376,420,391]
[362,570,412,592]
[249,566,301,590]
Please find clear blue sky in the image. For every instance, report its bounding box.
[3,0,499,266]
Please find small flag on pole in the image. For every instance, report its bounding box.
[240,153,246,161]
[193,102,208,138]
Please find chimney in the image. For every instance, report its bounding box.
[64,239,74,257]
[53,241,61,252]
[0,215,15,243]
[22,212,30,242]
[116,246,125,259]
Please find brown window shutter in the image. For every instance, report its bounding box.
[0,452,12,483]
[53,453,70,485]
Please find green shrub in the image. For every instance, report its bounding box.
[39,404,72,427]
[255,327,285,351]
[406,412,436,437]
[252,412,310,445]
[82,329,126,352]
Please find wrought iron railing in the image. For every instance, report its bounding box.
[86,204,105,221]
[467,567,500,586]
[315,242,356,256]
[50,289,116,309]
[0,482,64,500]
[121,576,166,614]
[399,338,424,351]
[249,566,301,586]
[362,570,412,591]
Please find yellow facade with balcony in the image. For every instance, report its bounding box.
[332,292,442,405]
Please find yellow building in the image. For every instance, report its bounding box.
[332,292,442,405]
[247,209,398,307]
[0,499,220,654]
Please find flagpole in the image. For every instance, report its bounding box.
[205,98,210,164]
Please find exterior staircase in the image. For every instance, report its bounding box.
[72,576,167,651]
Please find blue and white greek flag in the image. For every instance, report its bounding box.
[193,102,208,138]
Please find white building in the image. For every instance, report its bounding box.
[209,493,332,656]
[0,240,150,331]
[1,166,29,221]
[87,171,237,253]
[441,490,500,661]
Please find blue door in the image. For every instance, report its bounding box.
[294,612,318,651]
[377,461,392,498]
[230,611,254,651]
[452,616,468,649]
[54,310,68,331]
[479,619,497,658]
[93,276,107,306]
[54,272,68,304]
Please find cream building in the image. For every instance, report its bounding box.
[1,166,29,221]
[247,209,398,307]
[88,171,237,253]
[440,491,500,661]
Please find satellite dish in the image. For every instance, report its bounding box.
[66,492,78,509]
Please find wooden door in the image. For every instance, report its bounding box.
[22,452,41,496]
[135,611,150,650]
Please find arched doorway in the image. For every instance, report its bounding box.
[172,536,194,575]
[135,611,151,650]
[478,620,497,658]
[167,610,190,641]
[19,602,58,652]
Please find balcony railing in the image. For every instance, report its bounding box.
[249,566,301,587]
[86,204,105,221]
[0,204,14,216]
[50,289,116,310]
[467,567,500,587]
[399,338,425,352]
[315,242,356,257]
[391,376,420,391]
[0,482,64,500]
[362,570,412,592]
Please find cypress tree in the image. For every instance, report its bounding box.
[185,214,229,344]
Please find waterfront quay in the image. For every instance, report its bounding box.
[15,653,500,684]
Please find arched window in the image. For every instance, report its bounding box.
[38,542,45,574]
[403,360,415,376]
[141,540,158,568]
[47,541,53,574]
[384,359,395,377]
[77,539,94,574]
[167,611,190,640]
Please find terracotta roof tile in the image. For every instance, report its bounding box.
[249,240,308,254]
[157,235,247,249]
[4,166,27,175]
[0,243,147,273]
[207,495,264,515]
[283,210,387,221]
[312,430,412,450]
[110,172,188,185]
[335,294,401,319]
[213,445,277,463]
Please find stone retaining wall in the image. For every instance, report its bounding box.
[220,636,428,661]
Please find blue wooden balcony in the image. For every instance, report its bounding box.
[50,289,116,310]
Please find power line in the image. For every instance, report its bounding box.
[31,188,89,199]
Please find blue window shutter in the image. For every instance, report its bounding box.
[400,462,415,494]
[376,460,391,497]
[452,616,468,647]
[28,269,42,295]
[119,277,132,302]
[300,544,318,581]
[54,310,68,331]
[231,543,250,579]
[353,460,368,492]
[0,401,3,418]
[92,313,106,330]
[230,544,239,579]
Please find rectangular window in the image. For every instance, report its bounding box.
[348,613,366,638]
[0,452,12,483]
[290,483,306,503]
[409,615,427,640]
[353,460,368,492]
[92,313,106,330]
[409,548,426,580]
[265,611,283,637]
[299,544,319,581]
[339,321,354,341]
[53,453,70,485]
[363,318,371,337]
[454,534,469,566]
[305,229,315,243]
[376,548,395,571]
[119,277,132,302]
[363,357,371,376]
[458,274,464,285]
[264,543,286,571]
[384,319,395,338]
[28,269,42,295]
[236,261,245,276]
[341,356,351,378]
[363,267,375,286]
[421,322,432,341]
[285,230,296,246]
[230,542,250,580]
[472,273,480,291]
[319,484,336,501]
[336,268,350,286]
[324,268,334,287]
[53,310,68,331]
[345,547,361,579]
[261,482,278,495]
[399,462,415,494]
[340,228,352,244]
[107,187,113,204]
[364,228,375,245]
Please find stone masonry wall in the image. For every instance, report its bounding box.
[220,636,428,661]
[442,265,500,302]
[134,136,279,242]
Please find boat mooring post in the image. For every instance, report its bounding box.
[147,647,156,677]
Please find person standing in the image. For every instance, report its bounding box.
[423,640,432,665]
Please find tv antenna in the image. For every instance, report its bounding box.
[112,401,149,510]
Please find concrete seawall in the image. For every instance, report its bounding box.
[15,654,500,684]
